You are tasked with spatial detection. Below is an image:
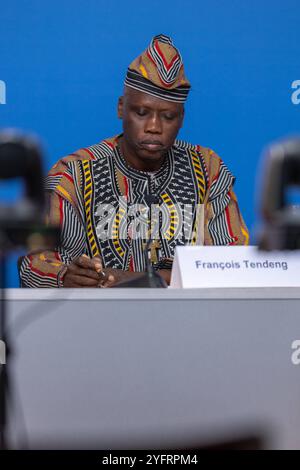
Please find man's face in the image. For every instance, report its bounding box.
[118,87,184,171]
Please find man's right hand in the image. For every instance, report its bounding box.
[62,255,113,287]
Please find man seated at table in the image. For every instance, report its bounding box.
[19,34,249,288]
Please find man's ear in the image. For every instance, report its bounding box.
[117,97,124,119]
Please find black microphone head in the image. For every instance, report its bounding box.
[0,129,44,207]
[0,129,46,233]
[258,136,300,250]
[0,129,42,178]
[0,129,60,251]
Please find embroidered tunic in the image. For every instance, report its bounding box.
[20,135,249,287]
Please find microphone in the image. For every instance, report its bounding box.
[0,129,60,249]
[258,137,300,250]
[0,130,44,224]
[111,188,167,287]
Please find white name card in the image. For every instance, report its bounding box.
[170,246,300,288]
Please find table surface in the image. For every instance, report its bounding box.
[5,286,300,300]
[4,287,300,450]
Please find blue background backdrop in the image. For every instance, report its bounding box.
[1,0,300,286]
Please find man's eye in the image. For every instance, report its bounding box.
[135,109,147,116]
[163,114,175,121]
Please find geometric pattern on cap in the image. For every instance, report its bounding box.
[147,34,182,87]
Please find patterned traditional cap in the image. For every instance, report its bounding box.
[125,34,191,103]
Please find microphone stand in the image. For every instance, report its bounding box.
[0,131,60,449]
[112,231,167,288]
[143,236,167,288]
[144,179,168,287]
[112,186,167,288]
[0,223,60,449]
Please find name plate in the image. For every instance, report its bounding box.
[170,246,300,288]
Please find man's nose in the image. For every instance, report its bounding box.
[145,114,162,134]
